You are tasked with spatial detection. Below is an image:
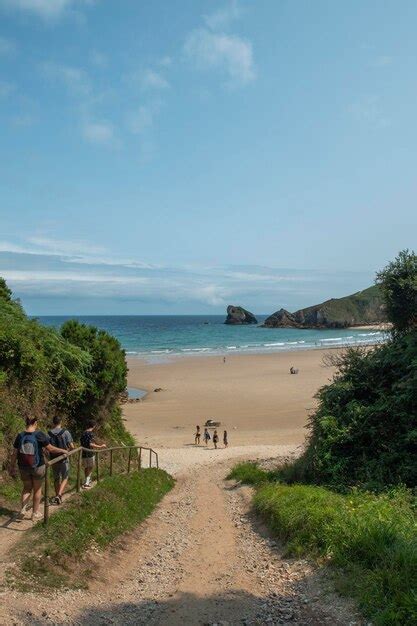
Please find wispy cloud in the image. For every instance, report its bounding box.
[41,61,91,97]
[82,120,114,145]
[90,50,107,68]
[0,0,96,21]
[0,238,375,312]
[127,105,153,134]
[0,35,16,56]
[369,55,393,68]
[141,69,170,90]
[184,28,255,86]
[203,0,241,31]
[26,235,106,256]
[184,1,255,87]
[348,95,390,129]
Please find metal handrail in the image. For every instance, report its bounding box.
[43,444,159,525]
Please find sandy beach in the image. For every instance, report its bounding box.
[124,349,336,453]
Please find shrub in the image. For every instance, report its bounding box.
[254,483,417,625]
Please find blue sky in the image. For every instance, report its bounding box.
[0,0,416,314]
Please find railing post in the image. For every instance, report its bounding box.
[44,465,50,525]
[138,447,142,471]
[127,448,132,474]
[149,449,152,468]
[76,449,82,492]
[110,449,113,476]
[156,452,159,469]
[96,452,100,482]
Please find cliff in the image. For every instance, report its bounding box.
[224,305,258,325]
[263,285,386,329]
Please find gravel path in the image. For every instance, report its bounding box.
[0,447,362,625]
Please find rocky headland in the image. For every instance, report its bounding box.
[263,285,387,329]
[224,305,258,325]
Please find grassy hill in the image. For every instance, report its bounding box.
[264,285,387,329]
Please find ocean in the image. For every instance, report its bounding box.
[37,315,386,361]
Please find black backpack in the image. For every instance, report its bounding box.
[48,428,67,458]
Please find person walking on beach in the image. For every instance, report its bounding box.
[195,425,201,445]
[223,356,226,364]
[48,416,75,505]
[80,421,106,488]
[213,429,219,449]
[9,417,69,522]
[223,430,228,448]
[204,428,211,445]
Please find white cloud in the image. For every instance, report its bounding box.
[184,28,255,86]
[26,236,106,256]
[0,80,15,98]
[41,61,91,97]
[369,55,393,68]
[90,50,107,68]
[127,105,153,134]
[3,270,149,284]
[82,121,114,144]
[158,56,172,67]
[141,69,170,90]
[0,0,95,21]
[0,35,16,56]
[348,95,390,129]
[10,113,37,127]
[204,0,241,31]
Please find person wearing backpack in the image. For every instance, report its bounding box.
[9,417,69,522]
[48,416,75,505]
[80,420,106,488]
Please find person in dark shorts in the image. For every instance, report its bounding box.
[204,428,211,445]
[48,416,75,505]
[223,430,228,448]
[195,425,201,445]
[9,417,69,522]
[80,421,106,488]
[213,430,219,449]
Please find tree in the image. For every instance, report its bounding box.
[376,249,417,334]
[61,320,127,431]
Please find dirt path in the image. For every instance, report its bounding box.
[0,453,361,625]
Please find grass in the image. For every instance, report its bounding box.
[227,462,280,486]
[229,462,417,626]
[8,468,174,591]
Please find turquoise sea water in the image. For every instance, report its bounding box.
[37,315,386,362]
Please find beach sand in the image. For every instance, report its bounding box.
[124,349,336,454]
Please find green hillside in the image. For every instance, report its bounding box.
[264,284,387,328]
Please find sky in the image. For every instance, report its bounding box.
[0,0,416,315]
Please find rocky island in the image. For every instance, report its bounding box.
[224,305,258,325]
[263,285,386,329]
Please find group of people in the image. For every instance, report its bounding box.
[194,425,228,449]
[9,416,105,522]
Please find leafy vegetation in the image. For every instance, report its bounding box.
[8,469,174,590]
[0,277,132,501]
[230,251,417,624]
[227,462,280,485]
[254,483,417,625]
[281,250,417,490]
[376,249,417,335]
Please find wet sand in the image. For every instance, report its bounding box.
[124,350,336,450]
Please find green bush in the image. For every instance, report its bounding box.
[254,483,417,625]
[0,278,133,495]
[291,333,417,488]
